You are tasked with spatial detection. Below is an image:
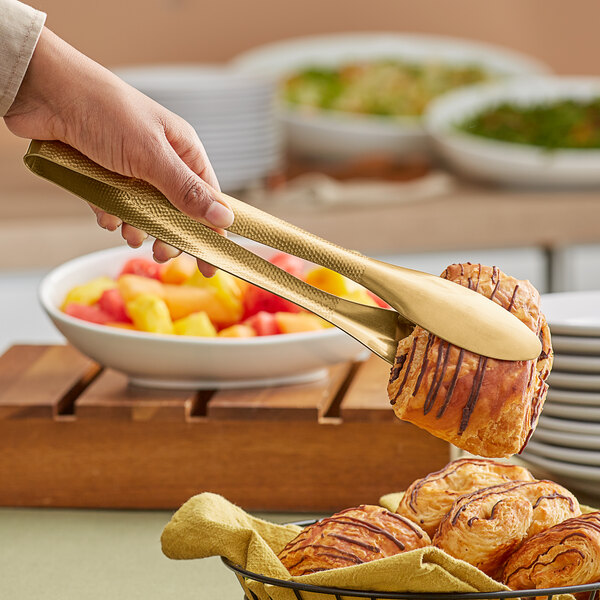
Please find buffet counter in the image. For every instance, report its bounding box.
[0,506,317,600]
[2,131,600,271]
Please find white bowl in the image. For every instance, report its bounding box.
[426,76,600,187]
[39,244,368,389]
[234,32,548,160]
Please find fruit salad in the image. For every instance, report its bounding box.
[61,253,388,338]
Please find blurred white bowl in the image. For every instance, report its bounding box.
[234,32,548,160]
[39,245,368,389]
[426,76,600,187]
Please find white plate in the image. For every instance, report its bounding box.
[426,77,600,187]
[542,290,600,336]
[548,370,600,392]
[116,65,274,94]
[547,387,600,406]
[537,414,600,436]
[552,334,600,356]
[234,33,547,160]
[39,245,368,389]
[553,353,600,373]
[542,401,600,422]
[525,440,600,467]
[532,427,600,450]
[519,452,600,483]
[519,453,600,498]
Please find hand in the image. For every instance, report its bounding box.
[4,27,233,276]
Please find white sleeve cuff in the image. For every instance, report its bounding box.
[0,0,46,117]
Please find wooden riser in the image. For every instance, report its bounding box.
[0,345,450,511]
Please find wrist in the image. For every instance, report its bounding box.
[5,27,117,143]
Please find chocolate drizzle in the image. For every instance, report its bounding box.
[507,284,520,312]
[386,511,425,538]
[532,492,577,512]
[458,356,488,435]
[316,513,407,551]
[389,353,407,385]
[413,334,434,396]
[436,347,464,419]
[423,342,451,415]
[329,534,380,553]
[396,338,418,397]
[489,269,501,301]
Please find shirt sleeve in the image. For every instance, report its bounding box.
[0,0,46,117]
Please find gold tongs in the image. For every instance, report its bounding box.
[24,140,541,364]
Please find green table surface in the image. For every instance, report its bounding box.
[0,507,322,600]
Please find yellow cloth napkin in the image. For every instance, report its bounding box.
[161,492,510,600]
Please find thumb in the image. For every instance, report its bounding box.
[145,144,234,230]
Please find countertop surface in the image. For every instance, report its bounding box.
[0,506,319,600]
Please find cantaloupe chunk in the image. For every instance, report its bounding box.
[118,274,164,304]
[275,312,331,334]
[159,254,198,285]
[217,324,256,338]
[163,284,242,327]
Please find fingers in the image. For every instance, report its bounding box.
[197,261,217,278]
[88,203,122,231]
[152,239,181,263]
[144,131,233,230]
[120,223,148,248]
[166,121,222,192]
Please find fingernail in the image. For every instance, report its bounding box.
[205,201,234,229]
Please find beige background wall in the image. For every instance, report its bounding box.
[28,0,600,75]
[2,0,600,268]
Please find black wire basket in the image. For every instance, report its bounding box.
[222,520,600,600]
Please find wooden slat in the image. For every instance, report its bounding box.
[340,355,395,422]
[207,363,353,421]
[0,345,100,419]
[0,345,49,391]
[75,369,197,422]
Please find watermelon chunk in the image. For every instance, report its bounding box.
[119,257,162,280]
[98,288,132,323]
[64,302,112,325]
[243,311,281,336]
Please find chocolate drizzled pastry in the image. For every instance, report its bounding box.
[503,511,600,590]
[432,479,580,579]
[278,505,430,575]
[396,458,535,536]
[387,263,553,458]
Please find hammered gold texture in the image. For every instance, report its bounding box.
[225,196,367,283]
[23,140,402,363]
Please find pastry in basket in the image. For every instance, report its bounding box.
[387,263,553,458]
[503,511,600,590]
[396,457,535,536]
[278,504,430,575]
[432,479,580,579]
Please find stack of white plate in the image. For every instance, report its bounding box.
[521,291,600,497]
[115,65,282,192]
